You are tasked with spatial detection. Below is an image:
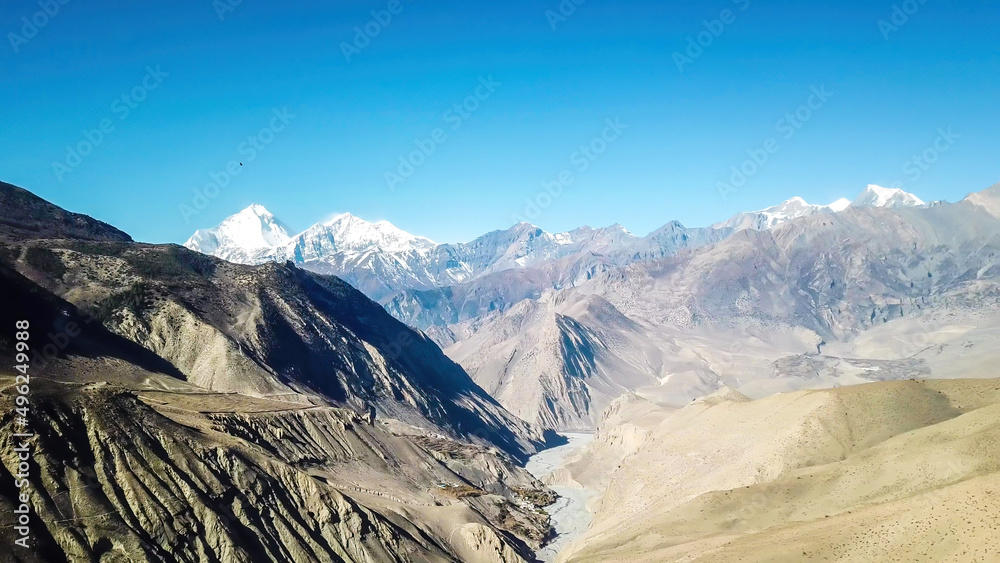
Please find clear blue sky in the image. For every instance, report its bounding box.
[2,0,998,243]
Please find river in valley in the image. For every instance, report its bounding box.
[525,433,596,562]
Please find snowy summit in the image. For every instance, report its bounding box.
[852,185,927,208]
[184,204,293,264]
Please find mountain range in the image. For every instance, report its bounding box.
[0,180,561,562]
[5,178,1000,561]
[185,184,957,429]
[185,185,927,304]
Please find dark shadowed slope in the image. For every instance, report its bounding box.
[0,181,544,459]
[0,181,131,243]
[0,181,559,562]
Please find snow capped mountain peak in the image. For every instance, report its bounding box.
[183,205,439,266]
[853,185,926,208]
[714,185,926,233]
[299,212,436,255]
[184,204,293,262]
[607,223,633,236]
[715,195,851,232]
[321,212,371,227]
[827,198,852,212]
[768,196,815,215]
[243,203,272,217]
[184,183,941,301]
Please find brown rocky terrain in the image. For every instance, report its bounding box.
[0,181,557,562]
[559,378,1000,562]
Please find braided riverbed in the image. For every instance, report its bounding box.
[525,433,596,562]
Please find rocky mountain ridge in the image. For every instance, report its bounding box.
[419,185,1000,430]
[185,186,925,305]
[0,180,558,561]
[180,183,1000,432]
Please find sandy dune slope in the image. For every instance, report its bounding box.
[561,378,1000,562]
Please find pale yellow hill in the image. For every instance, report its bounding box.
[563,378,1000,562]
